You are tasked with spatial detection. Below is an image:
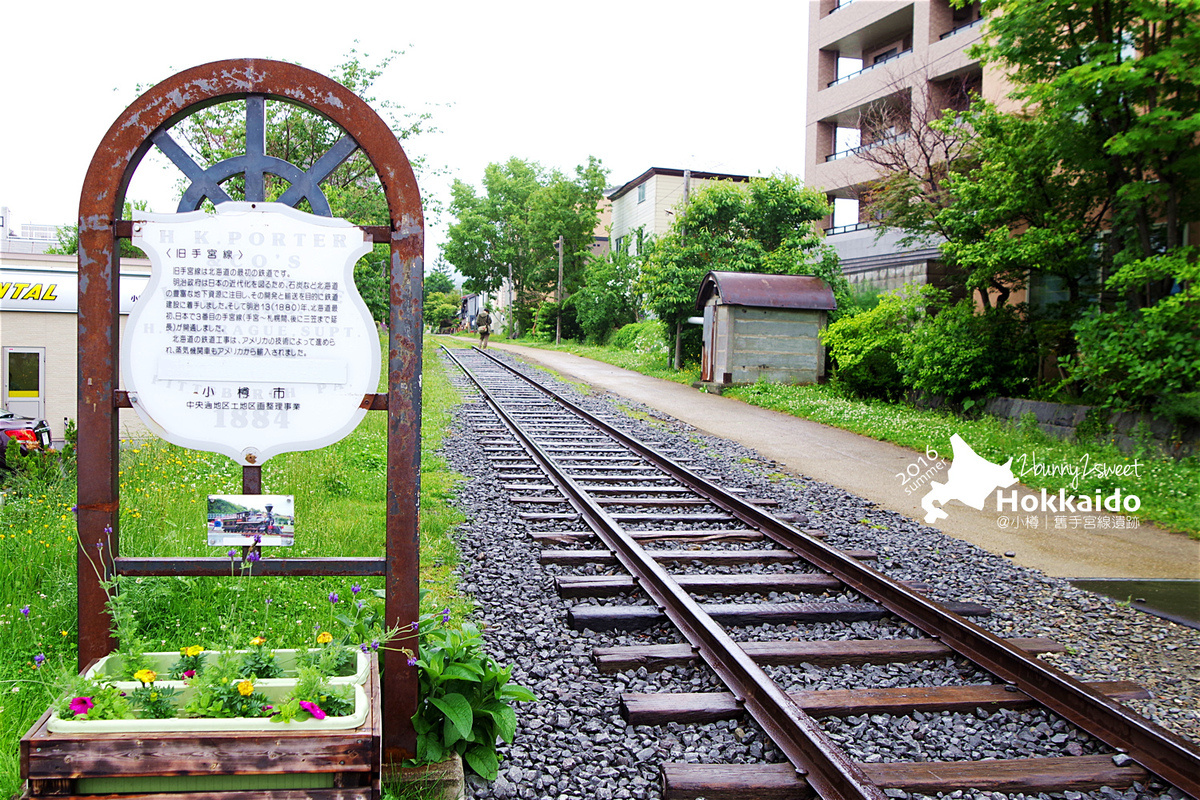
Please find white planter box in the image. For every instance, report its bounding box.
[83,648,369,688]
[47,682,368,733]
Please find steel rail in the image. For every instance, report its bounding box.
[467,345,1200,799]
[443,346,886,800]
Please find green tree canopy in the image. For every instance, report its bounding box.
[975,0,1200,291]
[424,262,457,301]
[442,156,608,334]
[638,175,842,337]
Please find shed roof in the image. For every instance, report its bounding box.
[696,271,837,311]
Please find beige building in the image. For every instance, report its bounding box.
[607,168,751,255]
[1,251,151,443]
[805,0,997,291]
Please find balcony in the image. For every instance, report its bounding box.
[827,48,913,88]
[825,132,910,162]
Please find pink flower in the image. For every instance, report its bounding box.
[69,697,94,716]
[182,670,196,679]
[298,700,327,720]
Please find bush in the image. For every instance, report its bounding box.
[610,321,667,354]
[820,285,929,400]
[1070,251,1200,413]
[900,300,1036,403]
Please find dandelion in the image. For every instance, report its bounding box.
[237,680,254,697]
[69,697,94,716]
[61,630,68,637]
[317,631,333,645]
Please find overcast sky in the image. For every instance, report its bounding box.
[1,0,809,266]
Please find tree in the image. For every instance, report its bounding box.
[168,48,438,323]
[854,71,981,249]
[637,175,841,365]
[424,290,463,333]
[47,200,149,259]
[424,262,457,301]
[975,0,1200,298]
[934,104,1110,312]
[442,156,608,336]
[574,238,642,343]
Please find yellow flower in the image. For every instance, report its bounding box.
[134,669,157,684]
[183,645,203,657]
[61,630,69,637]
[237,680,254,697]
[317,632,333,645]
[249,636,267,646]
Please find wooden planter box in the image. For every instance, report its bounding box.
[20,655,382,799]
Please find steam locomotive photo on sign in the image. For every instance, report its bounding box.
[207,494,295,547]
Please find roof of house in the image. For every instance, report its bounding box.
[606,167,752,201]
[696,270,837,311]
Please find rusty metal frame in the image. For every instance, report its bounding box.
[76,58,423,765]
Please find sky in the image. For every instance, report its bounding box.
[1,1,810,267]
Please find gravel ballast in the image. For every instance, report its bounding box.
[438,350,1199,800]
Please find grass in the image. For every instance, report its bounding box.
[0,333,469,797]
[486,334,1200,537]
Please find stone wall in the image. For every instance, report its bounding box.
[983,397,1200,459]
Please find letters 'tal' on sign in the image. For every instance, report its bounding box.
[121,202,381,466]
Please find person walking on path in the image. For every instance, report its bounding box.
[475,307,492,349]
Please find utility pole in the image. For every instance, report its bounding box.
[556,235,564,345]
[674,170,692,370]
[508,262,516,338]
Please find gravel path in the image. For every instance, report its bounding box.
[439,351,1199,800]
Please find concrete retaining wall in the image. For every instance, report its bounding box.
[982,397,1200,459]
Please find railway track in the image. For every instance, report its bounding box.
[441,343,1200,800]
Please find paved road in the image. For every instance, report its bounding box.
[484,341,1199,580]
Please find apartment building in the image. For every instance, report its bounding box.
[805,0,1000,291]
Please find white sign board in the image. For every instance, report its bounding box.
[121,202,381,465]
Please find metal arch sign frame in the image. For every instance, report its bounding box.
[76,58,423,766]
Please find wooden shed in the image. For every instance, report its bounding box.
[695,271,836,389]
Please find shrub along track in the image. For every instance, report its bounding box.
[441,345,1199,800]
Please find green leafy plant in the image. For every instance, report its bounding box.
[410,594,535,779]
[129,669,181,719]
[183,650,272,719]
[52,676,132,721]
[239,638,284,679]
[272,666,354,723]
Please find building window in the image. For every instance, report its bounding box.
[637,184,646,204]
